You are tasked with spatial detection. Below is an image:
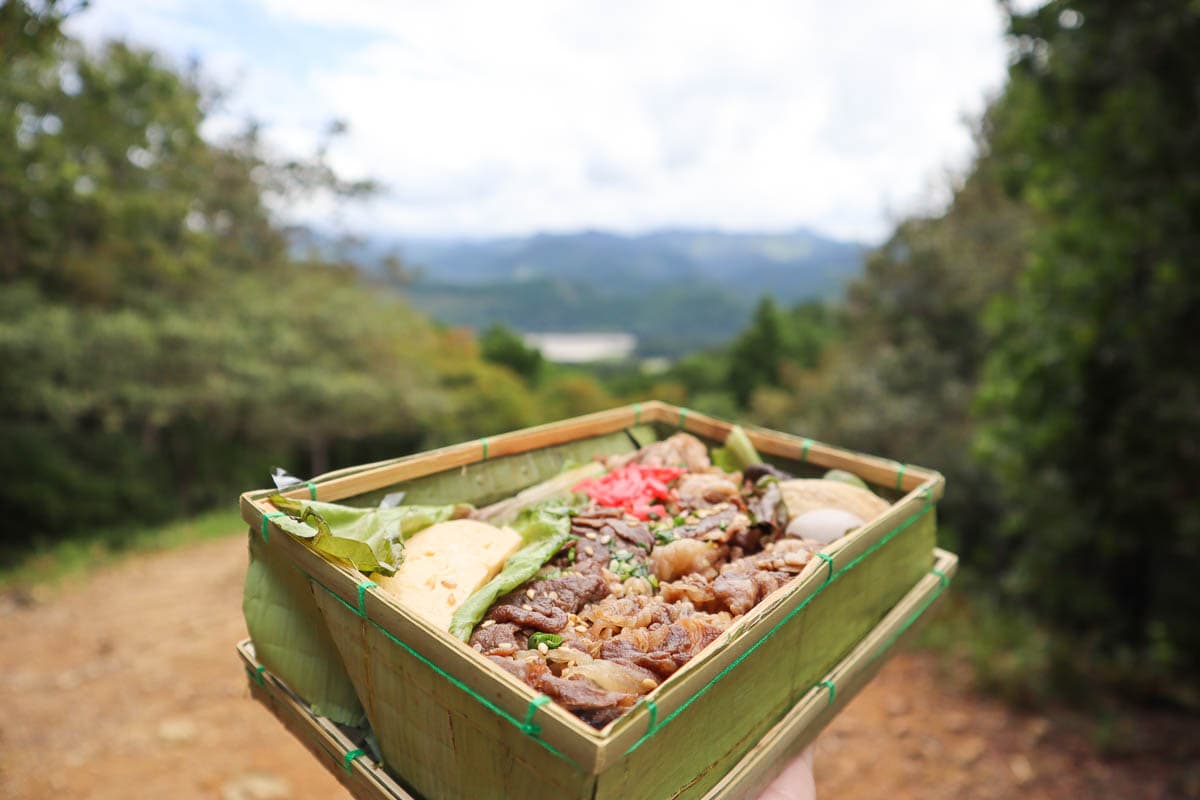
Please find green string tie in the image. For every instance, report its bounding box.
[521,695,552,736]
[895,463,907,491]
[261,512,284,543]
[246,664,266,686]
[632,402,642,425]
[356,580,377,616]
[816,552,834,584]
[342,748,366,773]
[818,679,836,706]
[678,407,689,427]
[800,438,813,462]
[480,438,490,461]
[644,697,658,733]
[306,482,318,500]
[932,567,949,588]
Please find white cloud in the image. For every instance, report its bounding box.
[69,0,1012,241]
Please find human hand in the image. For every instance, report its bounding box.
[757,744,816,800]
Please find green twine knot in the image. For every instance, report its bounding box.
[480,438,490,461]
[800,438,813,462]
[342,748,366,772]
[816,552,834,583]
[261,511,285,543]
[818,679,836,706]
[356,580,377,616]
[246,664,266,686]
[931,567,949,588]
[521,695,552,736]
[632,402,642,425]
[306,481,318,500]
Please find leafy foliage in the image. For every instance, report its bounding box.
[731,1,1200,703]
[974,0,1200,694]
[480,323,544,383]
[0,2,548,547]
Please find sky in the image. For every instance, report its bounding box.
[69,1,1017,243]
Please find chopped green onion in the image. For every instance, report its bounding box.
[529,632,563,650]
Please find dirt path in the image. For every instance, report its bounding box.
[1,534,1194,799]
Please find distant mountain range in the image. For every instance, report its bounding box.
[354,229,865,357]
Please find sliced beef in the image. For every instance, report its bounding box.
[576,706,629,729]
[745,478,786,543]
[710,541,811,615]
[488,602,568,632]
[598,617,724,678]
[619,432,711,471]
[729,524,762,552]
[571,508,624,528]
[675,472,741,509]
[488,654,635,729]
[711,569,792,616]
[673,506,751,545]
[573,537,614,575]
[604,519,654,551]
[486,572,609,633]
[469,622,523,655]
[538,573,610,611]
[538,672,636,712]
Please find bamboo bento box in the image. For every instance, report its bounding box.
[238,548,957,800]
[239,402,947,800]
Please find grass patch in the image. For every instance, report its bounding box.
[0,507,244,589]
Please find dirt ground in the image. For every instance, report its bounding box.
[2,534,1196,800]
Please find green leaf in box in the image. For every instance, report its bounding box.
[239,403,945,799]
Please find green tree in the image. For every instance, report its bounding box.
[479,324,544,383]
[727,297,785,407]
[976,0,1200,693]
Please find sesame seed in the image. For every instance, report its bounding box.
[480,619,496,628]
[526,588,536,599]
[640,678,657,690]
[585,532,597,540]
[584,546,595,556]
[548,591,558,600]
[575,624,588,633]
[522,603,533,611]
[537,643,550,655]
[600,535,612,544]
